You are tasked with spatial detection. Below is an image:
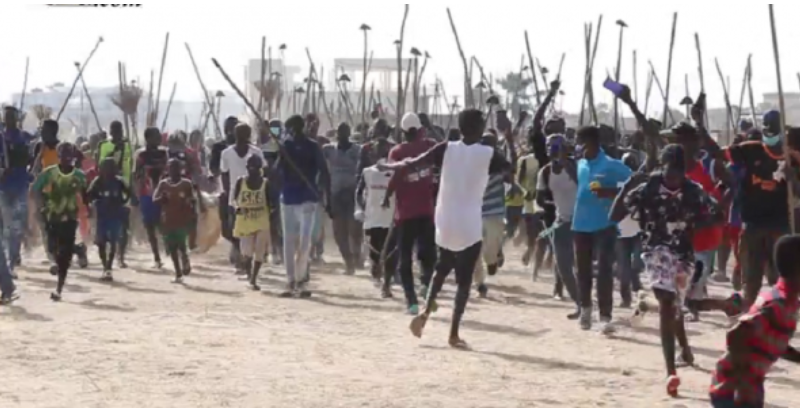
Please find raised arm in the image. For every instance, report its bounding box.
[378,142,446,173]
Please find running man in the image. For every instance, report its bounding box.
[379,109,513,349]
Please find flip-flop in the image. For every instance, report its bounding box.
[666,375,680,397]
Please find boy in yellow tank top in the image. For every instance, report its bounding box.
[232,156,272,291]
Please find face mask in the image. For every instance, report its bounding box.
[574,145,585,159]
[763,133,782,147]
[270,127,281,137]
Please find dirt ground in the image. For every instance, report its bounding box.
[1,242,799,408]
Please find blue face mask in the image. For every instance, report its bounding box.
[270,127,281,137]
[763,133,782,147]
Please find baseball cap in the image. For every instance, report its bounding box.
[401,112,422,132]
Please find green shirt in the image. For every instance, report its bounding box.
[98,140,133,185]
[32,165,88,222]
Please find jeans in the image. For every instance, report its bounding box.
[427,241,483,321]
[0,226,15,297]
[616,236,643,303]
[574,226,617,318]
[397,216,436,307]
[366,227,398,288]
[0,190,28,270]
[741,225,786,305]
[550,220,579,305]
[282,202,318,285]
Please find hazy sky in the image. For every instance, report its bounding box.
[2,1,798,116]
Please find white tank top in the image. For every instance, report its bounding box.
[435,141,493,252]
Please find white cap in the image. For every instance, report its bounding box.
[401,112,422,132]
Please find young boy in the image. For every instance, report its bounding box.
[610,144,721,397]
[86,158,131,282]
[31,142,88,301]
[356,145,396,298]
[709,235,800,408]
[232,156,272,291]
[153,159,200,283]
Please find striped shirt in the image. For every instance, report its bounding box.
[710,279,799,404]
[482,174,506,217]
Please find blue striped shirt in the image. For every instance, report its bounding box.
[482,174,506,217]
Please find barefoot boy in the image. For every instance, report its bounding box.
[153,159,200,283]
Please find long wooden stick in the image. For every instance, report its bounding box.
[258,36,267,117]
[394,5,409,140]
[714,58,735,131]
[74,62,102,133]
[694,33,709,126]
[161,82,177,131]
[735,60,749,131]
[360,28,370,125]
[117,62,130,139]
[185,43,222,139]
[524,30,541,106]
[57,37,103,121]
[402,58,414,114]
[648,60,675,124]
[446,8,473,108]
[154,32,170,126]
[662,12,678,126]
[588,15,604,124]
[579,23,592,126]
[768,4,795,233]
[19,57,29,114]
[614,24,626,134]
[746,55,758,128]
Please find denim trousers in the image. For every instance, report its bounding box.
[616,236,643,303]
[281,202,318,285]
[0,190,28,271]
[549,220,580,305]
[0,227,15,297]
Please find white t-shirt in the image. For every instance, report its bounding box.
[221,144,266,206]
[436,141,493,252]
[361,166,394,230]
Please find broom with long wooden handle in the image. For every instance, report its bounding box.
[768,4,796,234]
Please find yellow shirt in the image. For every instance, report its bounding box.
[232,178,270,238]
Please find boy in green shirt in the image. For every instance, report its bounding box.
[31,142,88,301]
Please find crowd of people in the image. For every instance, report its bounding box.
[0,77,799,407]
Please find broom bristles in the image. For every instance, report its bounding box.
[253,79,282,103]
[111,84,144,116]
[30,104,53,121]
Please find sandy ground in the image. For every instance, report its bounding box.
[1,241,799,408]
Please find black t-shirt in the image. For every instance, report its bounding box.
[727,141,790,229]
[210,135,235,173]
[624,173,718,264]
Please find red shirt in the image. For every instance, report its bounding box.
[710,279,799,404]
[387,139,437,221]
[687,159,723,252]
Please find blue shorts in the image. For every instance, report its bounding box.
[139,195,161,226]
[96,217,123,245]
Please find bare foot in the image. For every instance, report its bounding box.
[409,314,428,339]
[449,336,470,350]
